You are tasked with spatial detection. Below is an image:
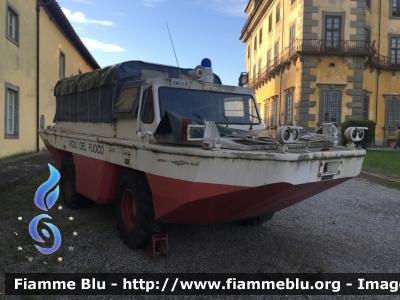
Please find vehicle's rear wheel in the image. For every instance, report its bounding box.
[115,170,168,249]
[60,157,92,209]
[236,213,274,227]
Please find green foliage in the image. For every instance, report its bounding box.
[341,119,376,149]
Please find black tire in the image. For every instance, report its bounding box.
[60,157,92,209]
[115,170,168,249]
[236,213,274,227]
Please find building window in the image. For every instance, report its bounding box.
[284,88,294,124]
[267,49,271,71]
[258,59,262,78]
[362,93,370,120]
[390,37,400,65]
[6,2,19,46]
[271,98,277,128]
[289,24,296,56]
[291,0,296,4]
[264,102,269,128]
[276,3,280,23]
[386,99,400,127]
[253,65,256,80]
[254,35,257,50]
[365,28,371,48]
[321,90,341,123]
[247,44,250,58]
[268,14,272,32]
[366,0,371,10]
[6,90,15,134]
[392,0,400,17]
[325,16,341,48]
[5,83,19,139]
[274,41,279,67]
[259,27,262,44]
[59,50,66,79]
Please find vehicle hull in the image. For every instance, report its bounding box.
[40,129,364,224]
[146,173,349,224]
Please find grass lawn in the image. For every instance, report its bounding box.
[363,150,400,180]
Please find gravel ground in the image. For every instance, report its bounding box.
[1,173,399,299]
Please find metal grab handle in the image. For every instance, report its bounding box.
[186,124,205,141]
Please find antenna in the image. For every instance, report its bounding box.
[166,22,181,77]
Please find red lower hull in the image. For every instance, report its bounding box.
[45,145,123,204]
[73,154,124,204]
[146,174,349,224]
[45,145,350,224]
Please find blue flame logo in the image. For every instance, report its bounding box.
[29,164,62,255]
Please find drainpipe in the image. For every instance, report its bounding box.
[36,0,53,152]
[378,0,381,56]
[36,0,40,152]
[374,0,382,145]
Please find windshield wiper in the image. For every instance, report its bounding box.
[193,112,203,120]
[244,112,260,120]
[244,112,259,130]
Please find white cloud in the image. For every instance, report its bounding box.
[81,38,125,52]
[61,8,114,26]
[72,0,93,4]
[209,0,247,17]
[142,0,165,7]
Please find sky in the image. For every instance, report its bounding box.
[56,0,249,86]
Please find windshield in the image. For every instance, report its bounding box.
[158,87,260,125]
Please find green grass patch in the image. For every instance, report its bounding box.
[363,150,400,179]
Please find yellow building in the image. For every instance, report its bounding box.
[241,0,400,146]
[0,0,99,159]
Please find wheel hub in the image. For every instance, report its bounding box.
[121,189,137,229]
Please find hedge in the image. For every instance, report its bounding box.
[340,119,376,149]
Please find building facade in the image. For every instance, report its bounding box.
[240,0,400,146]
[0,0,99,159]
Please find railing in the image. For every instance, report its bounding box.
[296,39,374,55]
[248,39,375,87]
[371,53,400,69]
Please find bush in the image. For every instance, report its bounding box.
[341,119,376,149]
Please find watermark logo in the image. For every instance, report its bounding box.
[29,164,62,254]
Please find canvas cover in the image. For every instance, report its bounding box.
[53,61,223,123]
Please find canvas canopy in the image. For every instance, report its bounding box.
[53,60,223,123]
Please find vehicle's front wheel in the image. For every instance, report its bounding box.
[236,213,274,227]
[60,157,92,209]
[115,170,167,249]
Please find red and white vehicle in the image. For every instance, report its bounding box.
[39,59,367,249]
